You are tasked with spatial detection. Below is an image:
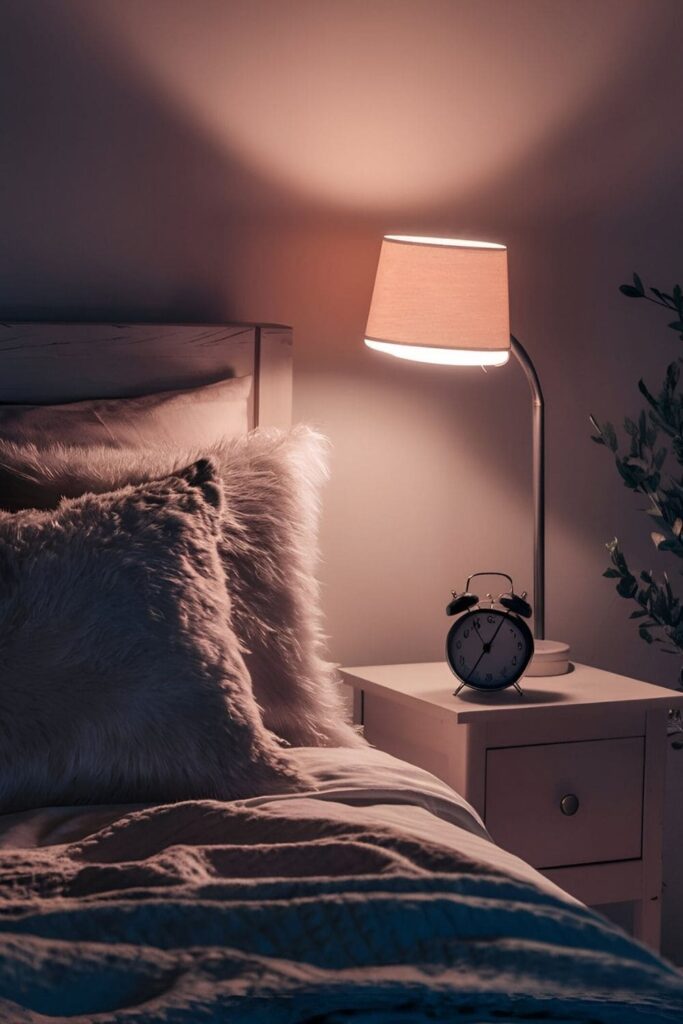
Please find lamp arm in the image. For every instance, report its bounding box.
[510,335,545,640]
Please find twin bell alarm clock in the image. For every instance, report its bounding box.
[446,572,534,696]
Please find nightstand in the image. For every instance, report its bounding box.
[340,661,683,952]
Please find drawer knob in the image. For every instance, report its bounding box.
[560,793,579,816]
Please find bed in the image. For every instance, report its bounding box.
[0,321,680,1023]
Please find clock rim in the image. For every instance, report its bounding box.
[445,608,534,691]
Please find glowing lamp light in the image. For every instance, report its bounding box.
[365,339,510,367]
[364,236,510,368]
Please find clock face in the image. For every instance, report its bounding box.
[446,608,533,690]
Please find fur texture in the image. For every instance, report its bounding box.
[0,459,306,813]
[212,429,363,747]
[0,430,363,748]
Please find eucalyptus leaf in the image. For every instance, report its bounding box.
[601,422,618,452]
[617,575,638,599]
[620,285,643,298]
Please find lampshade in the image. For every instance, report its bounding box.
[364,235,510,366]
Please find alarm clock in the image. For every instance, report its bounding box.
[446,572,534,696]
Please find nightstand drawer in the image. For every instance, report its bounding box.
[485,737,644,869]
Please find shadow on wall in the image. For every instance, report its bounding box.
[2,0,681,313]
[0,2,293,322]
[28,0,683,225]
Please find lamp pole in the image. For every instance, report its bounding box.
[510,335,545,641]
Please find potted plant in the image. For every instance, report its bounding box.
[591,275,683,745]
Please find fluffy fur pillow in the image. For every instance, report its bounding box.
[211,429,363,748]
[0,459,306,812]
[0,430,363,749]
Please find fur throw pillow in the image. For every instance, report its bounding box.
[0,459,306,812]
[0,430,363,748]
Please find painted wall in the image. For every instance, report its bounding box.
[2,0,683,959]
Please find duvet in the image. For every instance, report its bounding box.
[0,747,681,1023]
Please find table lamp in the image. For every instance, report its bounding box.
[364,234,567,672]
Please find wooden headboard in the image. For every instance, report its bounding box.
[0,323,293,429]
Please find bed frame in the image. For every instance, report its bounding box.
[0,323,293,429]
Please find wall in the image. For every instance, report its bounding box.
[2,0,683,959]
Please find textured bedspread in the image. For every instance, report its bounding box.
[0,747,680,1022]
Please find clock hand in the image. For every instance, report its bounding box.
[463,645,489,683]
[471,619,486,646]
[464,610,511,684]
[488,609,511,647]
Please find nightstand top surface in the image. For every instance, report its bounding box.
[340,661,683,724]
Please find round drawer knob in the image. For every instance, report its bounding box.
[560,793,579,816]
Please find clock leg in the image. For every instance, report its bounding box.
[453,683,465,697]
[513,682,525,696]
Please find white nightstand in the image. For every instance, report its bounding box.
[340,661,683,952]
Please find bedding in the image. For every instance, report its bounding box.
[0,458,305,812]
[0,427,360,748]
[0,746,680,1022]
[0,373,251,466]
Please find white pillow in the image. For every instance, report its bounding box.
[0,374,251,451]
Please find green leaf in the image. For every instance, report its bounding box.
[620,285,643,298]
[629,609,649,618]
[638,379,658,407]
[668,321,683,332]
[617,575,638,599]
[639,625,654,643]
[603,568,621,578]
[633,273,645,295]
[601,421,618,452]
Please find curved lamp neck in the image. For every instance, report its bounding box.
[510,335,545,640]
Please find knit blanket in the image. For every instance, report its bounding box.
[0,747,680,1022]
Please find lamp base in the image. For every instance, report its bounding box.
[527,639,571,677]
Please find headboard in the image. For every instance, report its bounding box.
[0,323,293,429]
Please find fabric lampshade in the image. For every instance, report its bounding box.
[364,236,511,366]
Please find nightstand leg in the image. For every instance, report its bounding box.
[633,894,661,952]
[352,688,364,726]
[633,710,665,953]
